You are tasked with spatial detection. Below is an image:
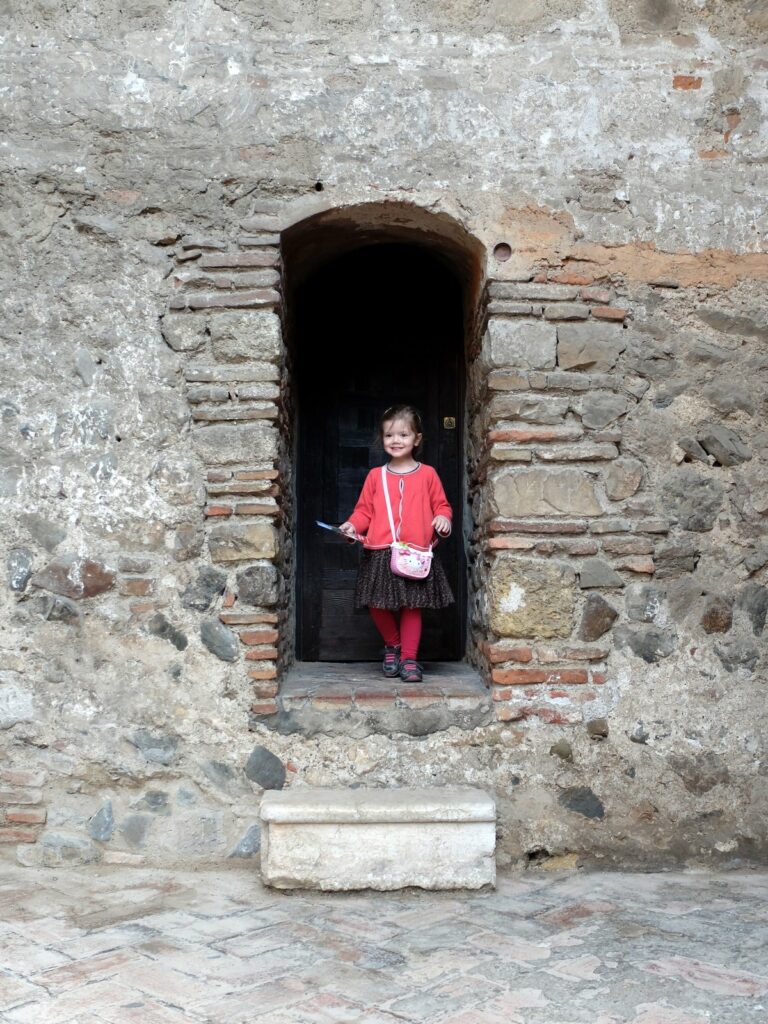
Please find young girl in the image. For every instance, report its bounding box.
[339,405,454,683]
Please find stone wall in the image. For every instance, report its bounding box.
[1,0,766,869]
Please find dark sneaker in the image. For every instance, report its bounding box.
[399,659,423,683]
[382,645,401,678]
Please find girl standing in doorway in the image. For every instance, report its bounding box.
[339,405,454,683]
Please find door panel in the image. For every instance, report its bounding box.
[296,244,464,662]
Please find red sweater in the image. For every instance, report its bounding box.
[347,464,452,550]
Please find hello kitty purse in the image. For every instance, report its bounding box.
[381,466,434,580]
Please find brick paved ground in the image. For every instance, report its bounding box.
[0,865,766,1023]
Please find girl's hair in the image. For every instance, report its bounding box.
[379,405,424,443]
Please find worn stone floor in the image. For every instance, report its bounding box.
[0,864,766,1023]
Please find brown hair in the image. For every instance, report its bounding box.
[379,405,424,451]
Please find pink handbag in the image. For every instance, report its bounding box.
[381,466,434,580]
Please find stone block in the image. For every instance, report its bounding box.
[488,556,575,638]
[0,677,35,729]
[557,322,626,371]
[661,468,724,532]
[488,394,568,424]
[191,423,278,466]
[209,310,282,363]
[604,457,644,500]
[260,787,496,891]
[209,523,277,562]
[161,314,207,353]
[30,555,115,600]
[483,319,556,370]
[492,468,602,517]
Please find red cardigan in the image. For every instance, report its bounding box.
[347,464,452,550]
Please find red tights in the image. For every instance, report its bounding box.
[369,607,422,662]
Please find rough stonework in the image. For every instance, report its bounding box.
[1,0,766,871]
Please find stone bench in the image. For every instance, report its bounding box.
[259,786,496,891]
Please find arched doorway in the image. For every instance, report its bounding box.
[282,204,483,665]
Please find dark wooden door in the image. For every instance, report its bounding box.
[295,244,465,661]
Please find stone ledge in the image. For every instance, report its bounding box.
[260,786,496,890]
[261,787,496,824]
[250,663,493,737]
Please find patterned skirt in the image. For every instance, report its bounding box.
[355,547,455,611]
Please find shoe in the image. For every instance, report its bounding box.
[399,659,423,683]
[382,645,401,678]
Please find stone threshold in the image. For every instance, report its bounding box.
[250,662,493,737]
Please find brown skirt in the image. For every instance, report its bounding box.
[355,547,454,611]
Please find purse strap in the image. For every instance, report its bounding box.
[380,465,437,549]
[381,465,399,543]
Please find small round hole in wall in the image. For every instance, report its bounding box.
[314,181,324,192]
[493,242,511,262]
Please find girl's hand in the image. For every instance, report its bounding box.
[432,515,451,537]
[339,522,359,543]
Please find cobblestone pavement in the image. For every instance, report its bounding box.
[0,865,766,1023]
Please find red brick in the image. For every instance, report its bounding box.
[171,288,282,310]
[248,668,278,681]
[699,148,729,159]
[0,788,42,806]
[601,536,654,555]
[489,519,587,535]
[245,647,279,661]
[580,287,611,303]
[234,502,279,516]
[591,306,627,321]
[571,688,599,703]
[205,504,233,517]
[615,556,655,574]
[119,578,154,597]
[487,537,535,551]
[673,74,702,89]
[492,668,589,685]
[558,540,599,556]
[492,669,546,685]
[208,482,279,496]
[591,671,608,685]
[250,700,278,715]
[222,591,236,608]
[252,681,279,698]
[6,808,47,825]
[482,642,533,664]
[549,272,594,286]
[199,252,278,269]
[220,612,279,625]
[491,687,513,701]
[495,705,524,722]
[129,601,160,615]
[235,469,279,480]
[0,827,38,843]
[207,469,232,482]
[520,706,582,725]
[240,629,279,645]
[537,646,609,663]
[1,770,46,788]
[488,427,582,444]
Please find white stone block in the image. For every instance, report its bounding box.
[260,787,496,891]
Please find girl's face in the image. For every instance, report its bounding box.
[382,417,422,461]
